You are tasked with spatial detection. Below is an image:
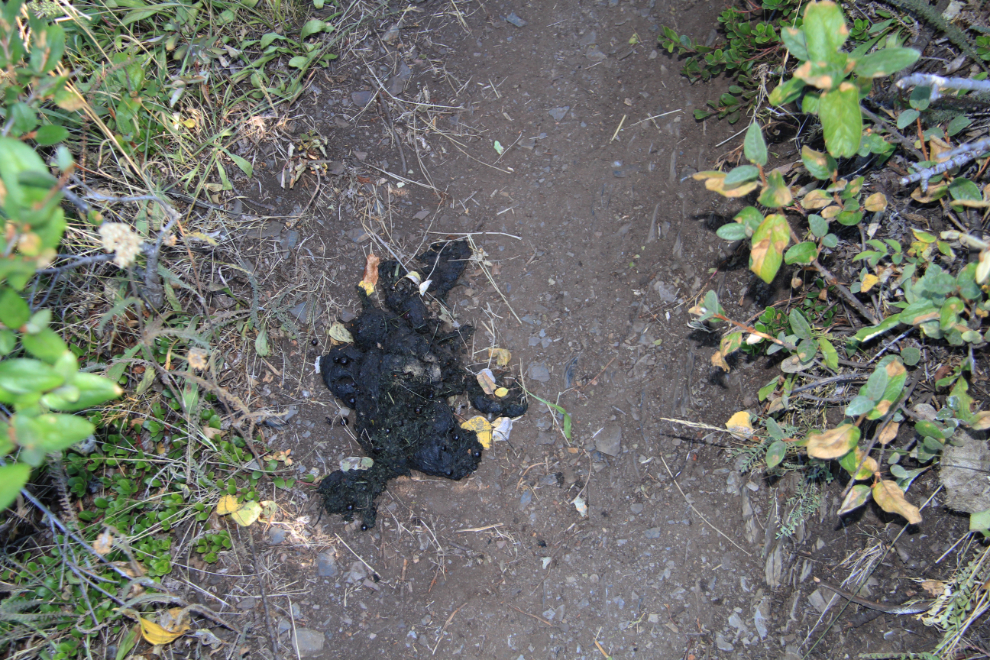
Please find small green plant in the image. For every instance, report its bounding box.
[658,0,907,121]
[195,530,232,563]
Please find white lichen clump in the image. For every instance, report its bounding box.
[98,223,142,268]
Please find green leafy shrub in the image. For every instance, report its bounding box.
[0,0,122,511]
[690,1,990,536]
[658,0,908,122]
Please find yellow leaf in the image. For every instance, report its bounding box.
[488,348,511,366]
[921,580,946,597]
[801,189,832,210]
[848,447,878,480]
[820,204,841,218]
[494,387,508,398]
[877,422,899,445]
[864,192,887,212]
[231,501,262,527]
[929,136,951,161]
[719,180,760,198]
[806,424,860,459]
[329,322,354,344]
[711,350,729,372]
[872,479,922,524]
[137,616,189,645]
[861,273,879,292]
[696,171,760,197]
[460,415,492,449]
[182,118,196,129]
[216,495,239,515]
[726,411,752,431]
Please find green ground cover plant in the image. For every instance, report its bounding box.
[0,0,354,656]
[678,1,990,655]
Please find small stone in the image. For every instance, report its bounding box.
[808,588,838,614]
[237,597,257,610]
[596,425,622,456]
[292,629,326,657]
[586,47,607,62]
[527,362,551,382]
[548,106,570,122]
[387,62,412,96]
[327,161,345,176]
[643,528,661,539]
[715,634,734,652]
[652,280,679,304]
[505,12,527,27]
[351,90,374,106]
[317,552,338,578]
[288,302,308,322]
[630,503,644,514]
[267,528,288,545]
[280,229,300,251]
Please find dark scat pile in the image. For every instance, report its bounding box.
[318,241,527,529]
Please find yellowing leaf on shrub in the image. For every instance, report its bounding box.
[838,484,872,516]
[216,495,239,515]
[488,347,511,366]
[877,422,899,445]
[801,189,832,210]
[358,252,380,296]
[694,171,760,198]
[805,424,860,460]
[872,479,922,524]
[911,182,947,204]
[749,213,790,284]
[864,192,887,212]
[720,332,743,357]
[231,501,262,527]
[461,415,492,449]
[861,273,879,292]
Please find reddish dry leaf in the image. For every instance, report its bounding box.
[359,252,380,295]
[711,350,729,372]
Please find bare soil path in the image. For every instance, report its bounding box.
[216,0,964,657]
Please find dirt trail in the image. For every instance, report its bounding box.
[223,0,958,657]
